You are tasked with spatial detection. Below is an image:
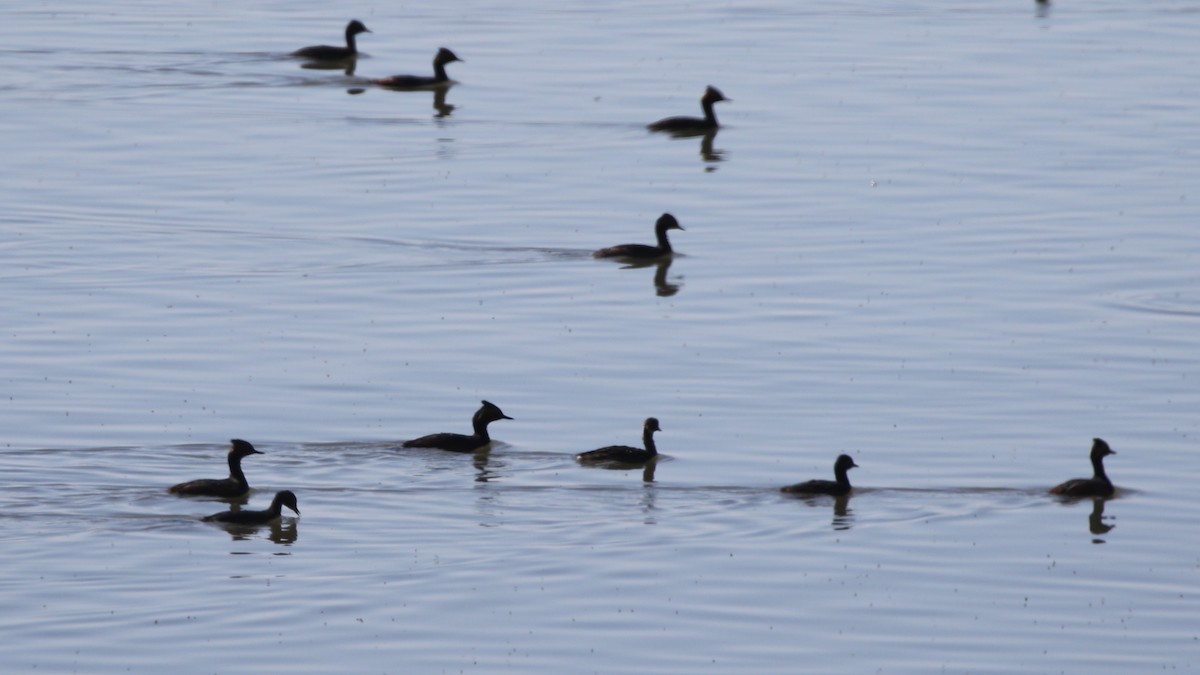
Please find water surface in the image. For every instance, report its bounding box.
[2,1,1198,672]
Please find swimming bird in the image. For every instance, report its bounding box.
[402,400,512,453]
[203,490,300,525]
[781,454,858,496]
[593,213,684,260]
[648,86,728,135]
[372,47,462,89]
[291,20,371,61]
[576,417,661,465]
[168,439,262,498]
[1050,438,1116,497]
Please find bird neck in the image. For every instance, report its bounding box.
[433,60,450,82]
[472,415,492,441]
[642,430,658,456]
[655,227,673,253]
[228,454,250,487]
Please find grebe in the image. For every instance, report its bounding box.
[781,454,858,496]
[593,213,683,260]
[402,400,512,453]
[168,439,261,498]
[1050,438,1116,497]
[291,20,371,61]
[576,417,661,464]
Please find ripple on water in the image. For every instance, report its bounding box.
[1108,290,1200,319]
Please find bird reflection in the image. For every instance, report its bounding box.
[641,480,658,524]
[432,87,455,118]
[655,127,726,166]
[783,492,856,531]
[1036,0,1051,18]
[614,257,682,297]
[301,57,357,76]
[1088,497,1115,541]
[652,259,680,296]
[830,494,854,530]
[699,129,725,164]
[360,83,456,118]
[473,448,503,482]
[579,457,659,482]
[267,518,299,544]
[212,517,299,545]
[642,460,657,483]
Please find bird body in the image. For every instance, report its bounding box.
[168,439,262,498]
[648,86,728,135]
[203,490,300,525]
[781,454,858,496]
[373,48,462,89]
[402,400,512,453]
[594,213,684,260]
[577,417,661,465]
[1050,438,1116,497]
[291,20,371,61]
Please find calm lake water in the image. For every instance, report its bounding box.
[2,1,1199,672]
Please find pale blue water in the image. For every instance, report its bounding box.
[2,1,1199,673]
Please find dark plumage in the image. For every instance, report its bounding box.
[203,490,299,525]
[402,400,512,453]
[372,48,461,89]
[291,20,371,61]
[1050,438,1116,497]
[593,213,684,260]
[781,454,859,496]
[648,86,728,135]
[168,439,262,498]
[576,417,661,465]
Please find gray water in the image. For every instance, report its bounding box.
[2,1,1198,672]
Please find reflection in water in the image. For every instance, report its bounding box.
[267,518,299,545]
[641,481,658,524]
[783,492,856,531]
[1053,493,1117,543]
[576,455,659,483]
[359,83,456,118]
[213,517,298,545]
[474,448,501,482]
[699,129,725,164]
[1088,498,1114,542]
[1035,0,1051,19]
[432,87,455,118]
[615,257,682,297]
[301,57,358,76]
[652,259,679,297]
[831,494,853,530]
[655,127,726,166]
